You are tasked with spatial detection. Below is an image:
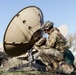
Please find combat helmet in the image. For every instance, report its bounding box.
[41,21,54,31]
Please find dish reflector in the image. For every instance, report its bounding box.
[3,6,44,56]
[58,25,68,37]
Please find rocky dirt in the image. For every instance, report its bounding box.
[0,51,76,75]
[0,62,76,75]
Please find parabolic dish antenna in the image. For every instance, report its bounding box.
[58,25,68,37]
[3,6,44,57]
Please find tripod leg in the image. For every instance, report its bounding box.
[28,49,33,67]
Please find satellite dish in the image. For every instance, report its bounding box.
[3,6,44,57]
[58,25,68,37]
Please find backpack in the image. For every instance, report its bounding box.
[63,49,75,65]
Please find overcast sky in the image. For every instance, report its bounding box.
[0,0,76,42]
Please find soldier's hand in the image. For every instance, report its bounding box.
[35,37,46,47]
[33,45,40,51]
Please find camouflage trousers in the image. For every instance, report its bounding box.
[32,47,64,71]
[33,47,74,73]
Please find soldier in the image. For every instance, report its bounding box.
[33,21,75,74]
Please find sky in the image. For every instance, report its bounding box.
[0,0,76,42]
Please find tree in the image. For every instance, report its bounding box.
[67,32,76,52]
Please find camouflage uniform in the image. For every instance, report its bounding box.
[33,28,66,71]
[33,21,74,73]
[46,28,68,52]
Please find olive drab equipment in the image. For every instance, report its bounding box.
[3,6,44,57]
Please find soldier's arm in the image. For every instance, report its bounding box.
[35,37,46,47]
[33,37,46,51]
[47,32,57,47]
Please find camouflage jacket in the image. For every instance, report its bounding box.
[46,28,68,52]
